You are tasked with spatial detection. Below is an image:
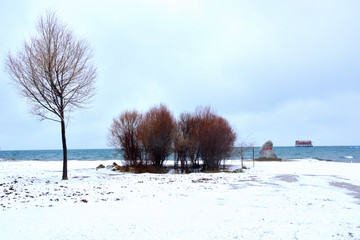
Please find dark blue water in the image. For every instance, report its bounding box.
[0,149,118,161]
[249,146,360,163]
[0,146,359,163]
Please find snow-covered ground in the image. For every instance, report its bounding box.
[1,159,359,240]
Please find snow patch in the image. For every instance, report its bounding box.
[1,160,360,239]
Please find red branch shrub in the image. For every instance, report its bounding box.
[196,107,237,171]
[108,110,143,167]
[109,105,236,172]
[174,107,237,171]
[174,112,202,172]
[138,104,176,167]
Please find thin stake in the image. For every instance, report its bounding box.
[253,146,255,167]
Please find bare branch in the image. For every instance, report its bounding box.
[5,11,96,122]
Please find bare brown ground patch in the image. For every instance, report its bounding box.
[274,174,299,183]
[330,181,360,204]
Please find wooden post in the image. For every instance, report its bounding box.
[253,146,255,167]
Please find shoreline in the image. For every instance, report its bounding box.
[1,146,359,163]
[1,157,360,162]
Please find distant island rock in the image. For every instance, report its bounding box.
[258,140,280,160]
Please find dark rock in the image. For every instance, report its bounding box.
[96,164,105,170]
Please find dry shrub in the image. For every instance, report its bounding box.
[173,112,202,172]
[108,110,143,167]
[196,107,237,171]
[138,104,176,167]
[174,106,237,171]
[109,105,236,173]
[129,165,167,174]
[173,113,190,172]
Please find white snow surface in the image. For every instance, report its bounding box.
[1,159,360,240]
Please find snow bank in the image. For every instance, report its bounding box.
[1,159,360,239]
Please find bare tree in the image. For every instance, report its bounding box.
[5,12,96,180]
[237,140,254,168]
[108,110,143,167]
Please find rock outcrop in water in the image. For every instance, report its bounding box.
[258,140,280,160]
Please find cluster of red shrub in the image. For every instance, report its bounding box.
[108,104,236,172]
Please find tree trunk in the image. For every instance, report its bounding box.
[61,119,68,180]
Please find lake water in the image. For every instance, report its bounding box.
[1,146,359,163]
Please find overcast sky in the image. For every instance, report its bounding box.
[1,0,360,150]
